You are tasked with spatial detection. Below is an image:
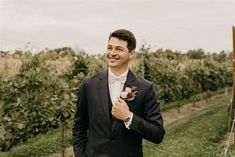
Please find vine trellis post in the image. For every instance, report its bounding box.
[232,26,235,143]
[224,26,235,157]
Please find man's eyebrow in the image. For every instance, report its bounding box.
[107,45,123,48]
[107,45,126,50]
[116,46,125,49]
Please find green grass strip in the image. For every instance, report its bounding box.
[143,94,230,157]
[0,126,72,157]
[161,88,229,111]
[228,145,235,156]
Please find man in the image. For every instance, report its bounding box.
[73,29,165,157]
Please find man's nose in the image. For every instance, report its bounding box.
[109,49,117,55]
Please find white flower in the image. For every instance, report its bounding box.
[125,87,132,93]
[120,86,138,101]
[121,91,128,99]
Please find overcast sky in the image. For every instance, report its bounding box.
[0,0,234,54]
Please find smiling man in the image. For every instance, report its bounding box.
[72,29,165,157]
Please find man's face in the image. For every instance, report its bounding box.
[106,37,134,70]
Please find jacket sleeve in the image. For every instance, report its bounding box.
[130,84,165,144]
[72,79,89,157]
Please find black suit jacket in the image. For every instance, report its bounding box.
[72,70,165,157]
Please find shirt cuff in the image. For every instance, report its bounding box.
[124,112,133,129]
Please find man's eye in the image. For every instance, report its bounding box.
[107,47,112,50]
[117,48,123,52]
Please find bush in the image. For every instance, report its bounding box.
[0,55,76,151]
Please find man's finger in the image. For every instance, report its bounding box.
[118,98,127,106]
[111,107,116,115]
[113,100,119,106]
[118,98,124,103]
[115,100,122,106]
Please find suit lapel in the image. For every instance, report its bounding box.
[123,70,137,97]
[98,70,112,128]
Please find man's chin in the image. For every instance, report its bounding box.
[109,62,123,69]
[108,64,118,68]
[108,61,118,67]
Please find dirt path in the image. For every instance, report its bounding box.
[48,92,230,157]
[163,94,228,125]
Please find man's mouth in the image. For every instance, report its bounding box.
[109,57,120,61]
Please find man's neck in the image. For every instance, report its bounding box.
[109,67,129,77]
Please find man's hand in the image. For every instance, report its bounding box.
[112,98,132,121]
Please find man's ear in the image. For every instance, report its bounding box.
[129,50,136,59]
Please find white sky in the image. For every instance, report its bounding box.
[0,0,234,54]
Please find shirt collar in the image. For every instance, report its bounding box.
[108,68,129,78]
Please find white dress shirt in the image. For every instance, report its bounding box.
[108,68,133,129]
[108,68,128,105]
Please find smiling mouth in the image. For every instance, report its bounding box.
[109,58,119,63]
[109,57,120,60]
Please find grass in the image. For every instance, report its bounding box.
[228,144,235,156]
[143,93,230,157]
[0,125,72,157]
[160,88,230,111]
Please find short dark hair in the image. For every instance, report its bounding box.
[108,29,136,51]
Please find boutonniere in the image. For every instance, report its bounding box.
[121,86,138,101]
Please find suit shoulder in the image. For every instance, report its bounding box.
[82,71,106,84]
[135,75,153,87]
[85,71,103,79]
